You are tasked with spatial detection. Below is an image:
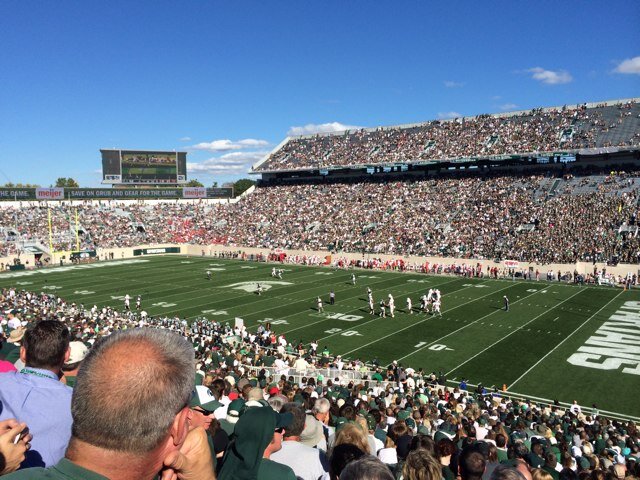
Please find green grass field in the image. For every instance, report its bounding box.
[2,255,639,418]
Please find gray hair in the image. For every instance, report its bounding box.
[490,465,527,480]
[71,329,195,453]
[313,397,331,414]
[267,395,286,412]
[340,455,395,480]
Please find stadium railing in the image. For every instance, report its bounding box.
[240,364,398,390]
[444,380,640,423]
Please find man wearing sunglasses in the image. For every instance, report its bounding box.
[189,385,222,432]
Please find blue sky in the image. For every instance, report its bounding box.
[0,1,639,187]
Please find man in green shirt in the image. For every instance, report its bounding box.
[217,405,295,480]
[4,329,215,480]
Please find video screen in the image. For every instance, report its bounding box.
[121,152,177,182]
[101,150,187,184]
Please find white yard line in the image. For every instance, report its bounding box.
[395,285,552,362]
[509,290,624,389]
[340,281,519,357]
[445,289,584,375]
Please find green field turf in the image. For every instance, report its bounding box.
[2,255,639,418]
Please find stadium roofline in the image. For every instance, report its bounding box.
[249,136,292,174]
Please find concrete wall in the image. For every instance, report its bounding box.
[2,242,637,278]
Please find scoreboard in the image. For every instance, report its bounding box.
[101,149,187,185]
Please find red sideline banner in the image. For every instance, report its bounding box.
[182,187,207,198]
[504,260,520,268]
[35,188,64,200]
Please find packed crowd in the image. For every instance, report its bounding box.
[1,170,640,265]
[256,101,640,172]
[0,288,639,480]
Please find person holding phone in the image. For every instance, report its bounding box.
[0,420,32,475]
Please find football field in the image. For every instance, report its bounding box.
[2,255,639,418]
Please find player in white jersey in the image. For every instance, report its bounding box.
[434,289,441,302]
[352,274,357,285]
[388,294,395,318]
[271,267,277,277]
[317,296,324,313]
[124,294,131,310]
[433,298,442,316]
[368,295,375,315]
[277,269,283,279]
[136,295,141,310]
[406,297,413,314]
[206,270,211,280]
[379,299,386,318]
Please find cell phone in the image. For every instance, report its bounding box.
[13,427,29,444]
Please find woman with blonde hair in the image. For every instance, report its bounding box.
[334,422,372,455]
[402,448,443,480]
[532,468,554,480]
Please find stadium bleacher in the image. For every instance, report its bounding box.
[254,100,640,172]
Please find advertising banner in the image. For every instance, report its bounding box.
[35,188,64,200]
[182,187,207,198]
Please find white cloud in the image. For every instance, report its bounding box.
[287,122,362,136]
[499,103,519,111]
[237,139,270,148]
[179,136,192,142]
[436,111,462,120]
[187,151,269,175]
[527,67,572,85]
[444,80,464,88]
[614,56,640,75]
[189,138,269,152]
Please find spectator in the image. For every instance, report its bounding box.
[402,448,443,480]
[327,444,366,480]
[0,321,72,469]
[60,341,88,388]
[340,455,395,480]
[269,402,326,480]
[3,328,214,480]
[460,448,487,480]
[0,420,32,476]
[217,405,295,480]
[334,423,373,456]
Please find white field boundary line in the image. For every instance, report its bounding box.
[445,288,584,375]
[443,380,640,423]
[508,290,625,389]
[281,277,467,337]
[395,285,555,362]
[340,281,519,357]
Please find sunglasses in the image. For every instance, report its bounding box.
[194,408,214,416]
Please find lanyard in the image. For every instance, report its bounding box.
[20,368,57,380]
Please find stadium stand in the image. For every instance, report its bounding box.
[2,170,640,265]
[1,287,640,478]
[1,99,640,478]
[254,100,640,172]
